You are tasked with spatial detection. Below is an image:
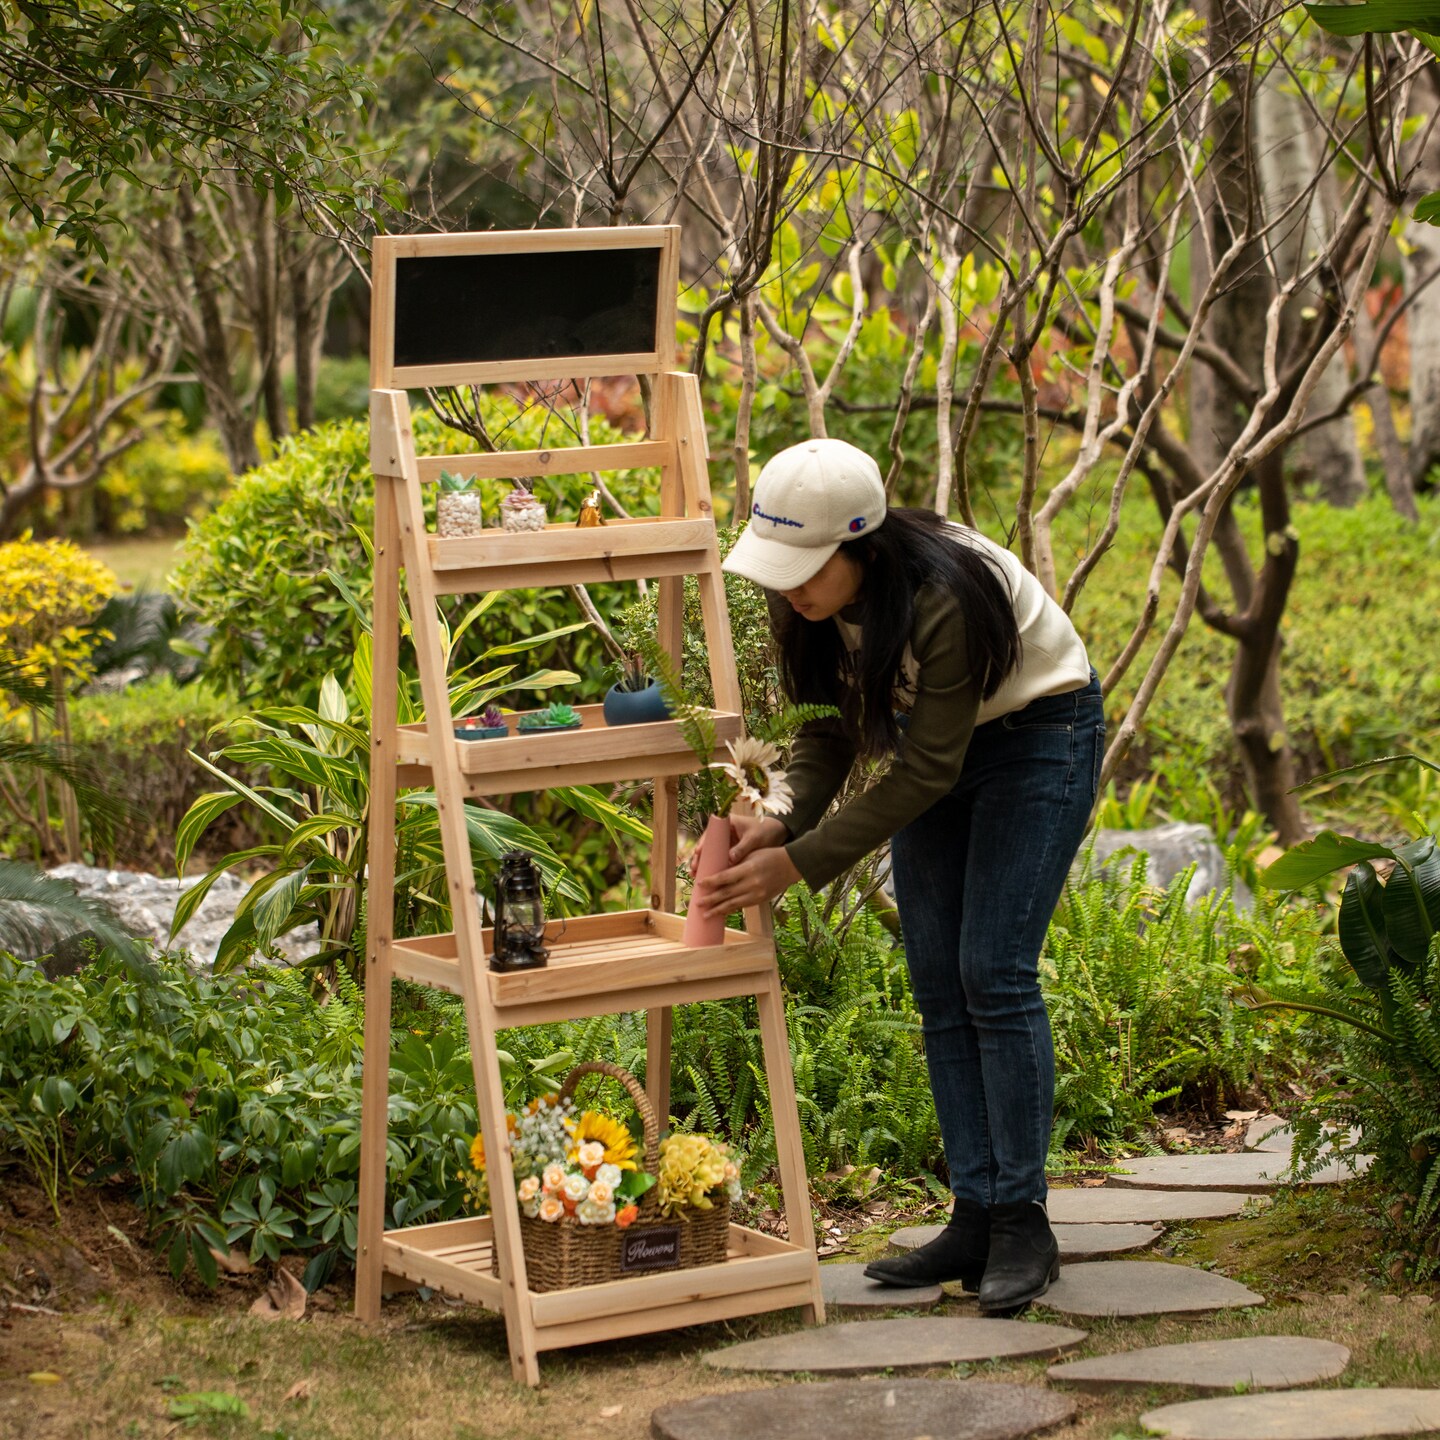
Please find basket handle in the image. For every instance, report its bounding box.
[559,1060,659,1174]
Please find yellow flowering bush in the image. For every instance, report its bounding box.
[0,536,116,714]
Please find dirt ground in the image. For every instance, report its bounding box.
[4,1162,1438,1440]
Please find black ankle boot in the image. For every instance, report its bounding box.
[863,1199,989,1291]
[977,1200,1059,1313]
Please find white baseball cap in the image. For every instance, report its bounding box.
[723,438,887,590]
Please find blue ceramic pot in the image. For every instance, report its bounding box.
[603,681,671,726]
[515,719,582,734]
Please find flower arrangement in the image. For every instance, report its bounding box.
[460,1092,655,1226]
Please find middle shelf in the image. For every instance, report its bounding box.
[389,909,775,1026]
[394,704,743,798]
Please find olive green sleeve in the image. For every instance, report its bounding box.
[784,588,981,890]
[780,716,857,841]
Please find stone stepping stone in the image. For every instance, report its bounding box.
[1048,1188,1251,1223]
[1246,1115,1295,1153]
[820,1262,942,1309]
[704,1316,1088,1373]
[1048,1335,1349,1391]
[1035,1261,1263,1317]
[654,1379,1075,1440]
[1139,1389,1440,1438]
[1112,1153,1368,1192]
[890,1222,1159,1259]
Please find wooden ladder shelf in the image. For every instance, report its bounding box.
[354,225,824,1384]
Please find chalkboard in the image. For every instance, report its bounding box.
[392,246,663,369]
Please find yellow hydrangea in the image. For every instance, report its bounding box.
[655,1133,729,1217]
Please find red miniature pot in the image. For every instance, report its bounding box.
[682,814,733,949]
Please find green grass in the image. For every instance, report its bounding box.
[83,534,186,591]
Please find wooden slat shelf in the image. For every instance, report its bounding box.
[380,1216,816,1350]
[390,910,775,1026]
[395,704,743,797]
[425,516,713,594]
[360,230,823,1383]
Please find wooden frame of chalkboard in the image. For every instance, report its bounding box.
[370,226,680,389]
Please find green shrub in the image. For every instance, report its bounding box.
[0,951,474,1289]
[96,421,231,536]
[65,677,253,870]
[172,406,662,707]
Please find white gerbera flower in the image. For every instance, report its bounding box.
[712,736,794,817]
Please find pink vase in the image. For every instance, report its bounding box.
[682,814,733,948]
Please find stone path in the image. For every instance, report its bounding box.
[1036,1260,1263,1317]
[705,1316,1087,1373]
[1048,1336,1349,1391]
[653,1380,1075,1440]
[889,1221,1160,1259]
[1111,1153,1368,1192]
[1047,1187,1252,1222]
[818,1262,942,1309]
[1139,1390,1440,1439]
[658,1117,1404,1440]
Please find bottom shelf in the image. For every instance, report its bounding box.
[381,1215,818,1349]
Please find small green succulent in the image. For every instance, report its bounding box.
[517,701,580,730]
[438,469,478,493]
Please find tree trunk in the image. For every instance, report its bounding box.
[1182,0,1308,843]
[1404,118,1440,491]
[1355,296,1418,522]
[1255,74,1367,506]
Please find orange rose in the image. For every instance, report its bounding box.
[615,1203,639,1229]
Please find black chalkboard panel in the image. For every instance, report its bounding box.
[392,246,663,368]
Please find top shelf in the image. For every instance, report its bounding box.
[424,516,715,593]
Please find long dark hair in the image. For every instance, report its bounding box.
[770,507,1021,756]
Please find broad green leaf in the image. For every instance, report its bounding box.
[552,785,651,843]
[250,866,312,951]
[1383,836,1440,964]
[1259,830,1397,889]
[1304,1,1440,36]
[1414,189,1440,224]
[1338,863,1391,989]
[173,790,245,876]
[187,749,296,832]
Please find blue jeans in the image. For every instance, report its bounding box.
[889,672,1104,1208]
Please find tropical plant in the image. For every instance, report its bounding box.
[1250,752,1440,1273]
[172,665,619,978]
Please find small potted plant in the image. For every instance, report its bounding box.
[437,470,483,537]
[516,701,582,733]
[454,704,508,741]
[500,479,547,533]
[602,650,671,727]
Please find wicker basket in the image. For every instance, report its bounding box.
[491,1060,731,1293]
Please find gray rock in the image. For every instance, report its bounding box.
[1046,1189,1251,1223]
[1139,1389,1440,1439]
[43,863,323,970]
[889,1223,1159,1259]
[820,1262,943,1310]
[653,1380,1075,1440]
[704,1316,1087,1374]
[1035,1260,1264,1317]
[1049,1335,1349,1391]
[1081,824,1254,910]
[1111,1152,1370,1193]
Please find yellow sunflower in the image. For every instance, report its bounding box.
[568,1110,638,1171]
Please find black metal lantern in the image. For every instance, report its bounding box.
[489,849,550,972]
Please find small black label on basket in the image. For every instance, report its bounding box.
[620,1227,681,1272]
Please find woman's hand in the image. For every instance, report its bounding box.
[687,813,789,875]
[693,837,801,917]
